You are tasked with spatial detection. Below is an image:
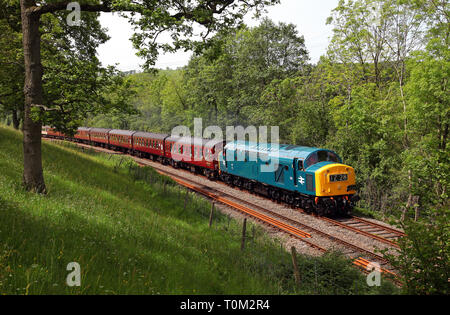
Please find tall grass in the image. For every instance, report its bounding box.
[0,126,398,294]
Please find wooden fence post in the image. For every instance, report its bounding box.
[291,246,301,286]
[209,202,215,227]
[241,218,247,251]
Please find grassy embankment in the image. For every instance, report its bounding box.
[0,125,397,294]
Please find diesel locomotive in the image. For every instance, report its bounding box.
[43,126,359,216]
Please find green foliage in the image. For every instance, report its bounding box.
[0,3,23,127]
[0,125,397,294]
[381,206,449,295]
[35,11,136,135]
[0,2,135,134]
[125,0,282,69]
[2,0,448,295]
[184,18,310,128]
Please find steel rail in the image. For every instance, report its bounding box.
[143,161,391,266]
[349,216,406,237]
[44,137,400,280]
[156,170,311,239]
[45,138,405,248]
[152,164,400,283]
[318,216,401,248]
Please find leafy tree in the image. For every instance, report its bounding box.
[401,35,449,214]
[184,18,309,128]
[17,0,280,193]
[382,206,449,294]
[0,4,23,129]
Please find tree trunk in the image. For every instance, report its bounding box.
[11,108,20,130]
[20,0,47,194]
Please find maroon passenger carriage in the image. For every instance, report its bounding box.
[74,127,91,144]
[132,131,168,160]
[45,126,65,139]
[164,136,225,179]
[42,126,226,180]
[89,128,110,148]
[109,129,136,153]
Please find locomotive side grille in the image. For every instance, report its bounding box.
[306,174,314,191]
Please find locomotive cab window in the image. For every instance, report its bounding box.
[318,150,339,163]
[298,160,304,171]
[305,151,340,168]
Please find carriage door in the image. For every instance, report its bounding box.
[293,158,298,186]
[294,159,306,189]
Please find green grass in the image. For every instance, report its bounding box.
[0,125,398,294]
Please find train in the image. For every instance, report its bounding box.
[42,126,360,216]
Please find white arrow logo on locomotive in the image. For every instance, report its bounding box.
[299,176,305,185]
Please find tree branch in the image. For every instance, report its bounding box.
[31,2,114,15]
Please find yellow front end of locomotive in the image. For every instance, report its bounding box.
[315,164,357,197]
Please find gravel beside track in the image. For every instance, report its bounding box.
[44,138,403,274]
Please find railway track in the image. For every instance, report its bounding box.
[47,137,406,248]
[315,216,404,248]
[44,137,402,283]
[145,162,400,284]
[134,159,398,275]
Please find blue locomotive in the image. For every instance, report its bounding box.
[218,141,359,216]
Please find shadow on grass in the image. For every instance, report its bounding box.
[0,191,246,294]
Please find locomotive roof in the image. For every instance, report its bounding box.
[77,127,91,131]
[109,129,136,137]
[225,141,339,160]
[133,131,169,140]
